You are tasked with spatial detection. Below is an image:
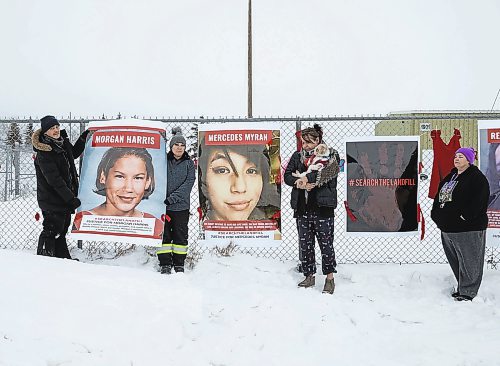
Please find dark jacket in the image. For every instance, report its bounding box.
[165,151,195,211]
[284,150,339,211]
[32,129,86,212]
[431,165,489,233]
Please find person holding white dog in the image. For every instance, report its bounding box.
[284,124,340,294]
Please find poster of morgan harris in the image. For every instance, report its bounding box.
[70,119,167,246]
[197,123,281,247]
[345,137,419,235]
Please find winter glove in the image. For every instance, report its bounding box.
[69,197,82,210]
[79,129,90,141]
[60,129,68,138]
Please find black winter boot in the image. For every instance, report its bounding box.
[454,294,473,301]
[160,265,172,275]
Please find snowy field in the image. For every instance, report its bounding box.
[1,248,499,366]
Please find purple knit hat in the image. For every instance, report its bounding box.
[455,147,475,165]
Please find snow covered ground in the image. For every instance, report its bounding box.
[1,249,499,366]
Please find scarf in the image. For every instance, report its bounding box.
[42,134,64,150]
[300,148,314,165]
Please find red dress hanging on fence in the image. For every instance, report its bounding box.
[428,128,461,199]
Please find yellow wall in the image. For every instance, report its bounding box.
[375,118,477,151]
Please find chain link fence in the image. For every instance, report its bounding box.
[1,114,499,268]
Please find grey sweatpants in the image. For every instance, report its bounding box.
[441,230,486,298]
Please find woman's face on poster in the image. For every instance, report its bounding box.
[100,155,151,215]
[206,149,263,220]
[495,145,500,173]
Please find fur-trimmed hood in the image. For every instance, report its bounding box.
[32,129,52,152]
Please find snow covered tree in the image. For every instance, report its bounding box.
[6,123,21,147]
[24,123,34,146]
[186,123,198,160]
[4,123,22,197]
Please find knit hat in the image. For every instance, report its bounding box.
[40,115,60,134]
[455,147,475,165]
[169,127,186,149]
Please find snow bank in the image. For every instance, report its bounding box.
[0,249,499,366]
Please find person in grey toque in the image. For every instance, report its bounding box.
[157,127,195,274]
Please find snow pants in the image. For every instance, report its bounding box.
[297,212,337,277]
[37,210,72,259]
[441,230,486,298]
[157,210,189,270]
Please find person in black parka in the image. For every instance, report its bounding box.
[32,116,88,259]
[431,147,490,301]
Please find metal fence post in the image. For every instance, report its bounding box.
[4,148,10,201]
[77,120,85,250]
[14,145,20,197]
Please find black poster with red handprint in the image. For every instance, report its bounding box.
[345,138,419,234]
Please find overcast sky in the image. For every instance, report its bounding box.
[1,0,499,119]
